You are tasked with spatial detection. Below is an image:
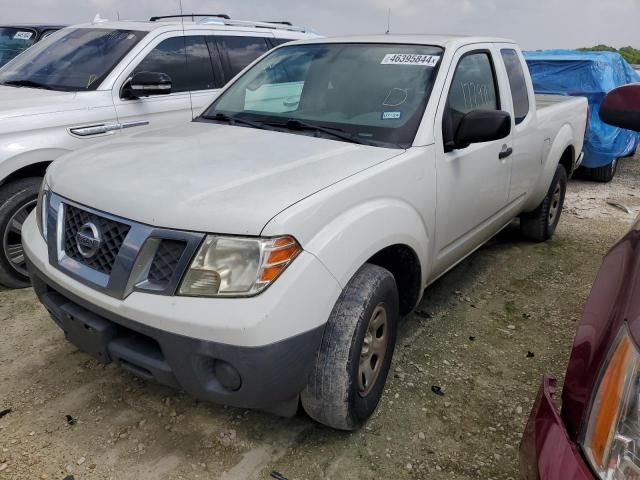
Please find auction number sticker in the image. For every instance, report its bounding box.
[381,54,439,66]
[14,31,33,40]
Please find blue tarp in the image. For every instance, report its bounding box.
[524,50,640,168]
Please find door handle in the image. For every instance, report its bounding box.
[499,146,513,160]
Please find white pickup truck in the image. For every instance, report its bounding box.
[23,35,588,430]
[0,16,317,288]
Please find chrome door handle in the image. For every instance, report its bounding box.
[70,121,149,137]
[499,146,513,160]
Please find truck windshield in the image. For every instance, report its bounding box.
[0,28,147,91]
[202,43,444,148]
[0,27,36,68]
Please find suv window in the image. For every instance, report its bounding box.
[443,52,499,147]
[218,36,270,78]
[0,28,147,91]
[133,36,216,94]
[271,38,297,47]
[501,49,530,124]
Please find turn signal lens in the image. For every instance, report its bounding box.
[583,329,640,478]
[36,179,50,240]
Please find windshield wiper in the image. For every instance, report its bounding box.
[266,118,367,145]
[0,79,55,90]
[202,112,275,131]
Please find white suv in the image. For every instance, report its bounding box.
[0,15,318,287]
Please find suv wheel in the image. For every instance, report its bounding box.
[0,178,41,288]
[301,263,399,430]
[520,165,567,243]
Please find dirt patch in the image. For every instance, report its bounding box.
[1,154,638,480]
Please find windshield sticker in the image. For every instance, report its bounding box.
[383,88,408,107]
[13,31,33,40]
[382,111,402,120]
[86,74,98,88]
[381,54,439,67]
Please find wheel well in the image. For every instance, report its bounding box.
[367,244,422,316]
[559,146,574,177]
[2,162,50,186]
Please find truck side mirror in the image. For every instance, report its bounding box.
[454,110,512,148]
[600,84,640,133]
[122,72,172,99]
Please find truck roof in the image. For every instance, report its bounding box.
[288,34,516,48]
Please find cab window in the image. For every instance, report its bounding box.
[443,51,499,149]
[501,49,530,124]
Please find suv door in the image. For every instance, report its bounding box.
[433,47,514,274]
[112,34,221,132]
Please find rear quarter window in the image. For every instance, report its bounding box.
[501,49,530,124]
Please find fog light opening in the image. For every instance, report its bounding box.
[215,360,242,392]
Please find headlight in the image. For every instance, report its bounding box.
[35,179,50,240]
[178,235,301,297]
[583,328,640,478]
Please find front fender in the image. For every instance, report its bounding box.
[298,199,430,289]
[0,147,71,184]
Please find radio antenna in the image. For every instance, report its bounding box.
[178,0,195,118]
[385,8,391,34]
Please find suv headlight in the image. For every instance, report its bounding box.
[35,179,50,240]
[178,235,301,297]
[583,327,640,478]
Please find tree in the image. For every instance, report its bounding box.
[578,45,640,64]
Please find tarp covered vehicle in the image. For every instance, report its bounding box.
[525,50,640,182]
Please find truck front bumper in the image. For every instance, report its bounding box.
[23,213,341,415]
[519,376,594,480]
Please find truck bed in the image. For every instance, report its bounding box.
[535,94,580,111]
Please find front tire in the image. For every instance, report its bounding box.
[0,178,42,288]
[520,165,567,243]
[301,263,399,430]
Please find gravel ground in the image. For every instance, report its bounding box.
[1,153,639,480]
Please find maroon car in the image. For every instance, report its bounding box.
[520,84,640,479]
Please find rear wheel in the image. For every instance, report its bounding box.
[301,263,399,430]
[588,159,618,183]
[520,165,567,243]
[0,178,41,288]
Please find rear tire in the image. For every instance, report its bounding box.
[588,159,618,183]
[301,263,399,430]
[0,178,41,288]
[520,165,567,243]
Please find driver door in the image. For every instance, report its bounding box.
[432,46,514,275]
[112,33,221,133]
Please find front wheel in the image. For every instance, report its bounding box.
[301,263,399,430]
[520,165,567,243]
[0,178,42,288]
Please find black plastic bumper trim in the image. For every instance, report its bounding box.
[27,258,325,416]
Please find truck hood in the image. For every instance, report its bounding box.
[561,221,640,440]
[48,122,402,235]
[0,85,79,119]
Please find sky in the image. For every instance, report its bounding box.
[3,0,640,50]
